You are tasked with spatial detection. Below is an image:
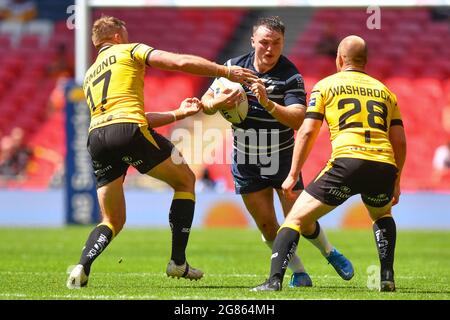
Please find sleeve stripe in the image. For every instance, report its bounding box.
[285,73,301,83]
[390,119,403,127]
[305,112,324,120]
[310,90,324,98]
[130,43,141,60]
[144,47,155,66]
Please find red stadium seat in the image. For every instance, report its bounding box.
[303,76,320,95]
[19,35,42,49]
[413,78,444,100]
[313,9,340,21]
[0,35,11,48]
[366,59,394,79]
[418,67,447,80]
[402,9,430,22]
[426,22,450,36]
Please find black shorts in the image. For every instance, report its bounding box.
[305,157,398,207]
[87,123,174,188]
[231,150,304,194]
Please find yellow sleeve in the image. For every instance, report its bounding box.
[305,81,325,121]
[130,43,154,66]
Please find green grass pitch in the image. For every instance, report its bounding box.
[0,227,449,300]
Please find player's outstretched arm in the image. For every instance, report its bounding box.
[389,125,407,205]
[147,50,257,85]
[145,97,202,128]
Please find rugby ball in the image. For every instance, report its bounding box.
[212,77,248,124]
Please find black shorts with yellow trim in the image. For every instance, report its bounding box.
[305,157,398,207]
[87,123,174,188]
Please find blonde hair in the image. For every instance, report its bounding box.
[91,15,126,49]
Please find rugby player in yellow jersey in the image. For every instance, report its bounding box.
[66,16,257,289]
[252,35,407,292]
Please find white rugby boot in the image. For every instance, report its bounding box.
[66,264,89,289]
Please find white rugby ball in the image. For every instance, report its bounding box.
[212,77,248,124]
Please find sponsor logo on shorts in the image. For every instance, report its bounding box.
[122,156,132,163]
[93,161,102,169]
[122,156,143,167]
[94,165,112,177]
[366,194,389,204]
[328,186,351,200]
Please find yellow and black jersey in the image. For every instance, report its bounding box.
[306,70,403,166]
[82,43,154,131]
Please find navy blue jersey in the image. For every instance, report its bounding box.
[211,51,306,157]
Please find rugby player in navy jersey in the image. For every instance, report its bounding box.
[202,16,354,287]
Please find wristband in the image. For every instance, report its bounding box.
[267,101,276,114]
[206,100,215,112]
[170,111,177,122]
[227,66,231,79]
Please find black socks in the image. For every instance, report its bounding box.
[79,224,114,276]
[269,226,300,282]
[373,216,396,280]
[169,192,195,265]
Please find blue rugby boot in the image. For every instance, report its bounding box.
[288,272,313,287]
[326,248,354,280]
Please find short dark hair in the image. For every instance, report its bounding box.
[253,16,285,35]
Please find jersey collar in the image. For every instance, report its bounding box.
[343,69,367,74]
[98,45,113,54]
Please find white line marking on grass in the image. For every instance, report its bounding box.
[0,271,434,280]
[0,293,158,299]
[0,293,284,300]
[0,293,27,298]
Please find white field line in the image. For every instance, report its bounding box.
[0,292,323,300]
[0,292,264,300]
[0,293,159,299]
[0,271,431,280]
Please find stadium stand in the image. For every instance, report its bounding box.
[0,7,448,191]
[0,7,246,188]
[287,8,450,191]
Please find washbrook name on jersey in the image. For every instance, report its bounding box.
[328,85,393,104]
